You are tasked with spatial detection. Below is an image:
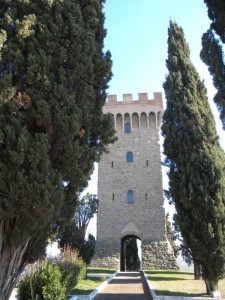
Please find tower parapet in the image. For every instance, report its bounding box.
[106,92,163,107]
[104,92,163,131]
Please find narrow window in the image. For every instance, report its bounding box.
[127,190,134,203]
[146,159,148,166]
[124,123,131,134]
[112,193,114,200]
[111,161,114,168]
[126,152,133,162]
[145,193,148,200]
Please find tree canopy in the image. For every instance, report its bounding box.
[201,0,225,129]
[165,214,179,258]
[0,1,115,299]
[162,20,225,295]
[59,193,98,256]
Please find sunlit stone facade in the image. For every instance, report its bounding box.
[91,92,178,270]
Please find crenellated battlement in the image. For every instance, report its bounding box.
[106,92,162,105]
[103,92,163,120]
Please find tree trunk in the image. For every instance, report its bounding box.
[204,278,219,296]
[194,261,201,280]
[0,220,29,300]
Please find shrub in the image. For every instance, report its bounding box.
[17,253,86,299]
[17,275,31,300]
[17,261,66,300]
[59,248,86,292]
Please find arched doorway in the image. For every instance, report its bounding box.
[120,235,142,271]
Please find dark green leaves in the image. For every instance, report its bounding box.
[163,21,225,290]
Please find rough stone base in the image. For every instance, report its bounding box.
[142,240,179,270]
[90,255,119,269]
[91,239,179,270]
[90,239,120,269]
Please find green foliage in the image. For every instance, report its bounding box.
[201,0,225,129]
[125,238,140,271]
[18,261,67,300]
[82,234,96,265]
[59,250,86,292]
[75,194,99,229]
[0,0,116,297]
[165,214,179,258]
[203,0,225,43]
[18,255,86,300]
[162,20,225,293]
[59,194,98,256]
[16,275,31,300]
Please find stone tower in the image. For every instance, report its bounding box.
[91,92,178,270]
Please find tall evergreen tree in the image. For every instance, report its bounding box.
[0,1,115,299]
[82,233,96,265]
[125,238,140,271]
[59,193,98,255]
[200,0,225,129]
[165,213,179,258]
[162,21,225,295]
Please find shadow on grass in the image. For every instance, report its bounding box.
[87,268,116,275]
[86,276,104,281]
[154,289,209,298]
[148,276,187,281]
[116,272,140,277]
[145,270,193,281]
[145,270,192,276]
[70,277,104,295]
[71,288,93,295]
[94,293,148,299]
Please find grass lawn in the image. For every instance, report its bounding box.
[71,277,105,295]
[145,270,225,298]
[87,267,116,275]
[70,267,116,295]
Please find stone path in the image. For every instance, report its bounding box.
[94,271,152,300]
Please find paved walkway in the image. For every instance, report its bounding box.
[94,271,152,300]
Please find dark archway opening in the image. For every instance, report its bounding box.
[120,235,141,271]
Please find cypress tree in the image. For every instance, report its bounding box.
[0,1,115,299]
[59,193,98,255]
[200,0,225,129]
[125,238,140,271]
[162,21,225,295]
[165,214,179,258]
[82,233,96,265]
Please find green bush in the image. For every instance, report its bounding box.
[59,257,86,293]
[37,262,66,300]
[17,261,66,300]
[17,274,31,300]
[17,257,86,300]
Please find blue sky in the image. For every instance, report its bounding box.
[86,0,225,235]
[103,0,225,142]
[104,1,212,96]
[87,1,225,193]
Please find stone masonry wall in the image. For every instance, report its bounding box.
[91,93,178,270]
[91,239,120,269]
[142,241,178,269]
